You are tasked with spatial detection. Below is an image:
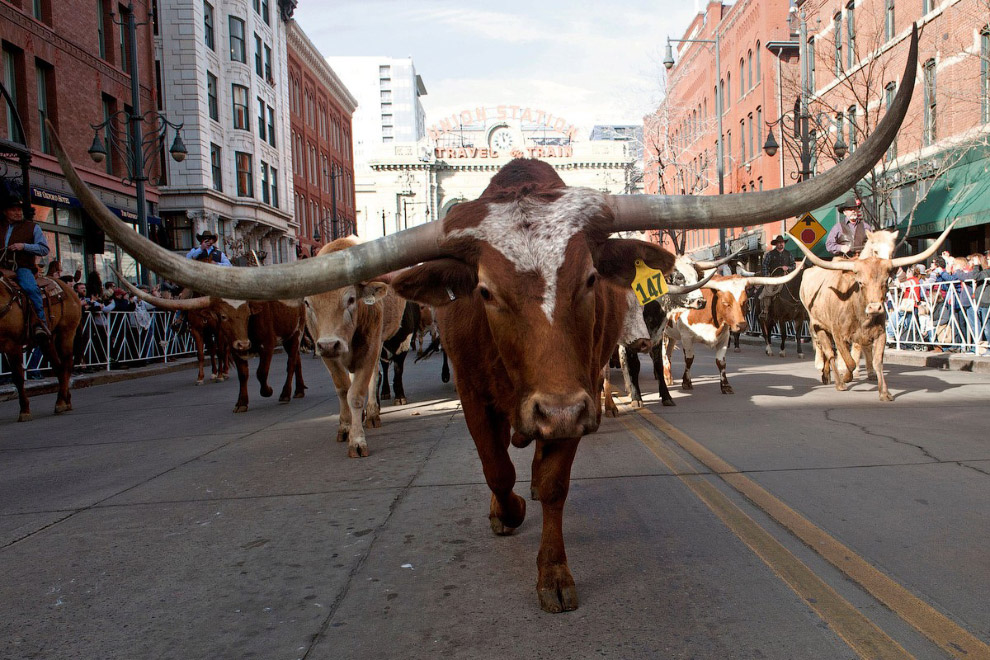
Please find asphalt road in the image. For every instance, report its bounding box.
[1,346,988,660]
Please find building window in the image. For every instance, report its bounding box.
[270,166,278,208]
[261,0,270,24]
[97,0,108,58]
[808,37,816,91]
[379,65,390,77]
[36,61,53,155]
[261,162,270,204]
[981,27,989,124]
[739,118,746,162]
[3,47,23,144]
[232,84,249,130]
[739,59,745,98]
[380,90,392,103]
[117,4,130,74]
[846,1,856,69]
[101,95,115,174]
[848,105,857,153]
[203,1,215,50]
[235,151,253,197]
[207,72,218,121]
[922,0,931,13]
[885,82,897,160]
[264,45,272,82]
[755,41,761,84]
[254,34,263,76]
[834,13,842,75]
[229,16,246,63]
[257,97,266,140]
[885,0,895,41]
[923,59,936,145]
[726,73,731,108]
[211,143,222,191]
[747,112,754,160]
[267,105,275,147]
[756,106,762,153]
[835,112,845,151]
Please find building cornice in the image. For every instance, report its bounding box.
[286,22,358,114]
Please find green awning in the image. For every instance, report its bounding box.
[902,153,990,237]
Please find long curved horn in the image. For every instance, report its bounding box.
[741,259,806,286]
[608,25,919,232]
[890,220,957,268]
[789,236,858,271]
[51,125,444,301]
[113,270,212,310]
[693,246,744,270]
[667,268,716,295]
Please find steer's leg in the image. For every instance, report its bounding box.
[391,350,409,405]
[602,364,618,417]
[716,334,733,394]
[624,345,644,408]
[681,339,695,390]
[379,356,392,400]
[834,341,858,391]
[232,354,250,413]
[342,356,376,456]
[533,437,581,613]
[460,391,526,531]
[325,359,353,447]
[256,341,275,398]
[871,335,893,401]
[364,356,382,430]
[8,350,31,422]
[51,328,74,414]
[278,336,298,402]
[192,330,206,385]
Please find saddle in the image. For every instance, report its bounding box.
[0,269,68,328]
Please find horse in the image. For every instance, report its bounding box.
[0,272,82,421]
[758,266,807,358]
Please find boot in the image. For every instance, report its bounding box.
[32,320,51,342]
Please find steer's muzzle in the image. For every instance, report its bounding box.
[865,302,884,316]
[316,336,348,358]
[519,391,596,440]
[731,320,748,333]
[686,298,706,310]
[631,338,651,353]
[231,339,252,353]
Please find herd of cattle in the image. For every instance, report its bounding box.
[6,25,944,614]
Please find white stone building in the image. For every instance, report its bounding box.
[156,0,296,263]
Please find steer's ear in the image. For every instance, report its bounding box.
[357,281,389,303]
[391,258,478,307]
[595,239,675,287]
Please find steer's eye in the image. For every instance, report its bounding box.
[347,296,356,306]
[586,272,597,288]
[478,285,493,302]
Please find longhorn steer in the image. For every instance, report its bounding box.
[52,25,915,613]
[304,237,404,457]
[380,301,420,406]
[794,226,952,401]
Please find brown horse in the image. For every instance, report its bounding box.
[1,273,82,421]
[758,266,807,358]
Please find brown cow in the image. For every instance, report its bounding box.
[794,225,953,401]
[119,280,306,412]
[51,26,915,612]
[304,237,404,458]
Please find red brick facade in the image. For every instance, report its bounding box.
[287,26,356,258]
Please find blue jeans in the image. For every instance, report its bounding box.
[15,267,46,322]
[978,307,990,344]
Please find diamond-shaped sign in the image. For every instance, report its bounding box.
[788,212,826,248]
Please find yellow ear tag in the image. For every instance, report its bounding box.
[631,259,667,306]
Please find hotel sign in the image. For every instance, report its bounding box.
[434,145,574,160]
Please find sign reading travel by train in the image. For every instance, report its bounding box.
[788,213,827,248]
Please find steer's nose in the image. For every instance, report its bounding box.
[732,320,748,333]
[865,302,884,315]
[316,336,347,358]
[520,392,596,439]
[231,339,252,352]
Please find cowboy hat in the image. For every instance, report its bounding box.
[0,179,25,209]
[771,234,786,245]
[196,230,219,242]
[836,193,861,211]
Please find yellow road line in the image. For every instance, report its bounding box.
[636,406,990,660]
[618,414,912,660]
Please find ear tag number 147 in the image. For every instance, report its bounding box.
[631,259,667,306]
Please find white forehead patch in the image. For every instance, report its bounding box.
[862,230,897,259]
[221,299,249,310]
[447,187,606,322]
[706,277,748,300]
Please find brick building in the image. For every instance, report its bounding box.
[1,0,161,283]
[650,0,990,262]
[287,22,357,257]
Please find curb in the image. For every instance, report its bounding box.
[1,359,200,402]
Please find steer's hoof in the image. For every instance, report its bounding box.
[734,347,741,353]
[681,381,693,391]
[348,442,369,458]
[260,385,273,398]
[765,347,772,356]
[336,427,349,443]
[54,403,71,414]
[196,379,205,386]
[537,566,579,613]
[490,492,526,532]
[233,405,248,413]
[381,392,391,400]
[17,412,32,422]
[293,390,305,399]
[278,394,290,403]
[879,390,894,402]
[797,352,805,359]
[604,404,618,418]
[780,350,786,357]
[630,399,644,409]
[721,384,735,394]
[364,414,381,429]
[530,485,540,501]
[661,398,676,407]
[393,397,407,406]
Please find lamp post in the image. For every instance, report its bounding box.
[763,9,847,181]
[664,32,726,257]
[88,1,186,285]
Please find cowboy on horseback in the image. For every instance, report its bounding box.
[758,234,796,321]
[1,182,51,341]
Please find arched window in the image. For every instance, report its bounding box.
[755,42,761,83]
[739,59,745,97]
[747,50,753,90]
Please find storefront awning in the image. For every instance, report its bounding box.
[902,154,990,238]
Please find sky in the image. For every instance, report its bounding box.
[293,0,702,138]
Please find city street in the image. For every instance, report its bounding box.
[1,347,988,659]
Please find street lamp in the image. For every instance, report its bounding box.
[88,1,186,285]
[762,9,847,182]
[664,32,726,257]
